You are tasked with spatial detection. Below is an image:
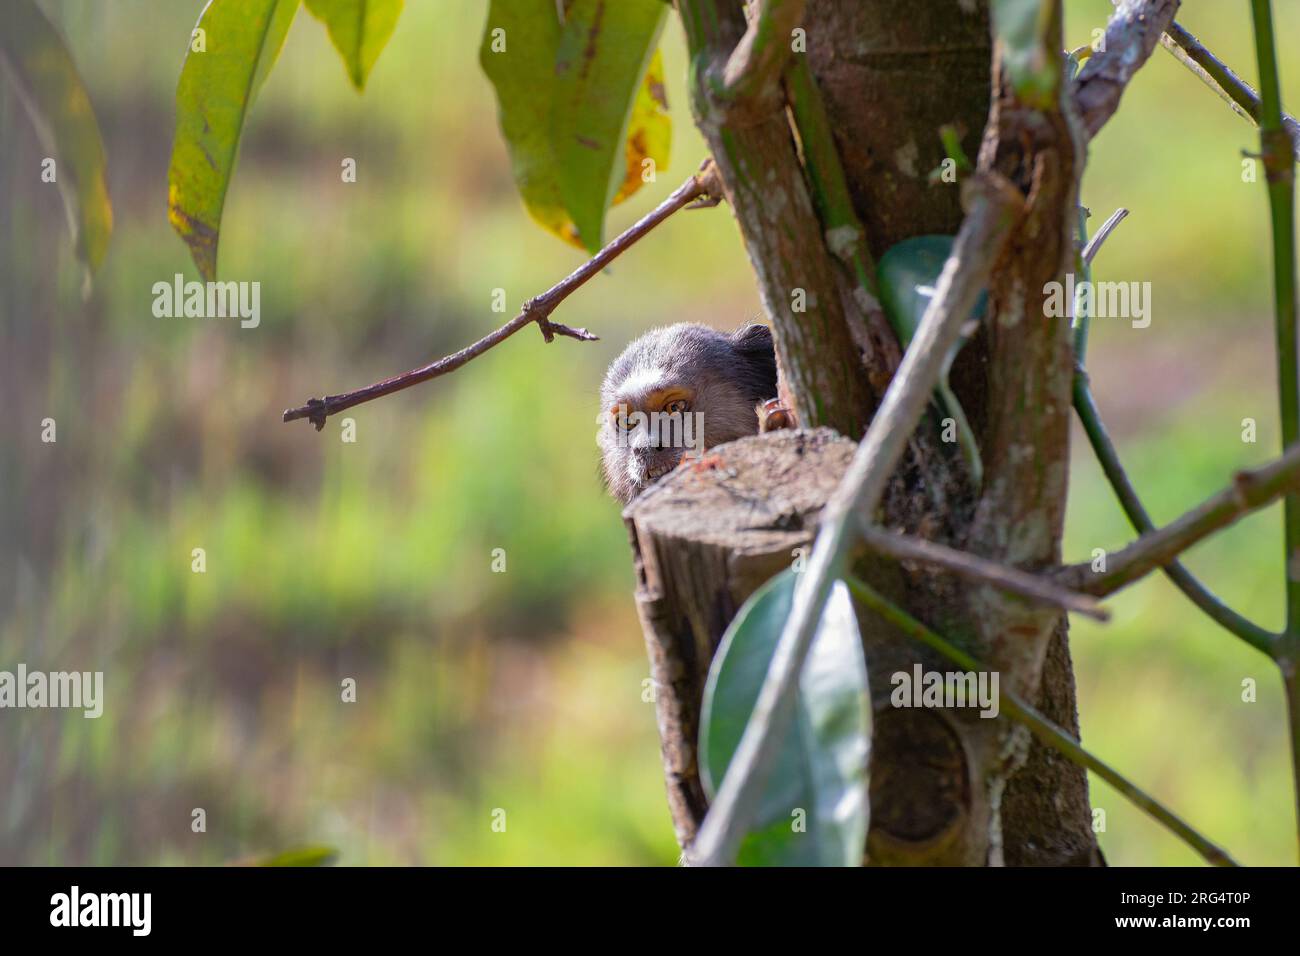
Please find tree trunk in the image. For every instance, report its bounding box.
[650,0,1100,864]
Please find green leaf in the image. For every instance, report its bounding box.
[167,0,300,281]
[699,570,871,866]
[878,234,986,486]
[0,0,113,279]
[479,1,575,247]
[553,0,666,252]
[479,0,670,252]
[878,235,968,348]
[991,0,1059,108]
[303,0,404,91]
[253,845,338,866]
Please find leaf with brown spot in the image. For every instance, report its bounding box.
[0,0,113,283]
[554,0,666,252]
[480,0,669,253]
[167,0,299,281]
[611,49,671,206]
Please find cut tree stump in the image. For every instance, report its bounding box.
[624,428,858,849]
[623,427,1099,865]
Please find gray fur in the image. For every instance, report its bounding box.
[598,322,779,503]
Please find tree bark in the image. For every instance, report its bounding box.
[626,429,856,848]
[652,0,1100,864]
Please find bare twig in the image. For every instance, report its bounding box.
[1072,206,1128,362]
[1082,207,1128,265]
[1072,376,1277,655]
[1056,441,1300,598]
[283,160,726,429]
[1072,207,1128,363]
[857,525,1109,622]
[1157,19,1300,159]
[685,172,1024,867]
[1074,0,1182,140]
[844,573,1238,867]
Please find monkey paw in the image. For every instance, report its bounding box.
[758,398,796,433]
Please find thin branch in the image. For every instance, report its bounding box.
[283,160,725,430]
[719,0,805,104]
[1072,206,1095,363]
[685,172,1024,867]
[1158,20,1300,160]
[1075,0,1182,140]
[1250,0,1300,864]
[1285,661,1300,863]
[844,573,1239,867]
[857,525,1109,621]
[1083,206,1128,265]
[1056,440,1300,599]
[784,56,877,299]
[1072,375,1278,656]
[1250,0,1300,633]
[1073,206,1128,365]
[1072,206,1276,654]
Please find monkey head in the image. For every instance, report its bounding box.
[598,322,779,504]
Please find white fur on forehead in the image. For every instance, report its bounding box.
[608,364,674,407]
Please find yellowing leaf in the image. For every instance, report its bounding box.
[303,0,404,91]
[479,0,581,249]
[0,0,113,278]
[553,0,666,251]
[167,0,300,281]
[479,0,670,252]
[612,49,670,205]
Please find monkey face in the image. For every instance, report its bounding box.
[598,323,780,504]
[600,392,701,503]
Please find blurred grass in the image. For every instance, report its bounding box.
[0,0,1297,866]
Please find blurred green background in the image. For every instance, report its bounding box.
[1,0,1297,866]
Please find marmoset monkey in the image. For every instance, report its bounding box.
[598,322,782,504]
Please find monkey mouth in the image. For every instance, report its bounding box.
[628,456,681,494]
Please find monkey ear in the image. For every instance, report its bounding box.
[731,323,778,398]
[731,322,773,356]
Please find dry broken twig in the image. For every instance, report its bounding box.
[857,525,1109,621]
[1056,441,1300,598]
[284,159,726,430]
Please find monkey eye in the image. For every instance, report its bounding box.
[664,398,690,415]
[609,405,633,431]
